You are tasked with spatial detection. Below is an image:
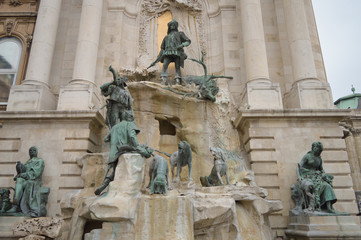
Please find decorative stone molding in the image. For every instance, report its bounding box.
[339,121,361,137]
[0,0,38,11]
[6,20,13,36]
[142,0,202,13]
[141,0,170,14]
[25,33,32,48]
[9,0,23,7]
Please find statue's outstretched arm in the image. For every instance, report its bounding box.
[108,65,117,82]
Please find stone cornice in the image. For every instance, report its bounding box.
[0,110,105,127]
[233,109,352,129]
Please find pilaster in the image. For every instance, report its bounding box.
[57,0,104,110]
[240,0,282,109]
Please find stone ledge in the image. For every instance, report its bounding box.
[234,109,352,129]
[0,110,104,124]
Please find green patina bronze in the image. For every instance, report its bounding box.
[149,154,172,195]
[148,19,191,85]
[200,147,230,187]
[94,111,153,195]
[0,146,49,217]
[290,142,347,216]
[185,52,233,102]
[100,65,134,129]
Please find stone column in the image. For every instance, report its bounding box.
[283,0,333,109]
[240,0,283,109]
[57,0,103,110]
[7,0,62,111]
[283,0,316,82]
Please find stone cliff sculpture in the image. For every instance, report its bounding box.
[170,140,192,183]
[148,154,172,195]
[290,142,344,215]
[94,111,153,195]
[1,146,49,217]
[200,147,230,187]
[148,19,191,85]
[100,65,134,129]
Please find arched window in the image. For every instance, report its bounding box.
[0,37,22,105]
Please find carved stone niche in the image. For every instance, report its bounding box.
[137,0,207,76]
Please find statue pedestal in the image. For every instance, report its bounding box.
[0,216,29,239]
[285,214,361,239]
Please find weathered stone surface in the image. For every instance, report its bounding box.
[77,153,106,189]
[0,216,30,239]
[135,194,194,240]
[19,235,46,240]
[61,151,282,240]
[13,217,63,239]
[193,194,240,239]
[84,221,134,240]
[89,153,145,221]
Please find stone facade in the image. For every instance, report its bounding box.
[0,0,360,239]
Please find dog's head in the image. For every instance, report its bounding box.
[152,175,167,194]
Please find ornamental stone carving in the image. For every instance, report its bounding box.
[9,0,23,7]
[142,0,202,14]
[6,20,14,36]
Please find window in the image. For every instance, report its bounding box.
[0,37,22,105]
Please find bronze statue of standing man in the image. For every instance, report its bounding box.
[149,20,191,85]
[100,66,134,129]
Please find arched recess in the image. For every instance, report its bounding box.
[136,0,211,76]
[0,20,33,85]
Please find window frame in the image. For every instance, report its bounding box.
[0,37,23,105]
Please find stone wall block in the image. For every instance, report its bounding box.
[333,202,358,214]
[247,138,275,150]
[321,138,346,149]
[249,150,277,163]
[322,150,348,162]
[323,162,351,174]
[332,175,354,188]
[334,188,359,201]
[251,162,278,174]
[254,175,279,188]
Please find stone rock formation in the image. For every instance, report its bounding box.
[13,217,63,239]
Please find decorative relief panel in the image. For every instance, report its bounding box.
[0,0,38,10]
[8,0,23,7]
